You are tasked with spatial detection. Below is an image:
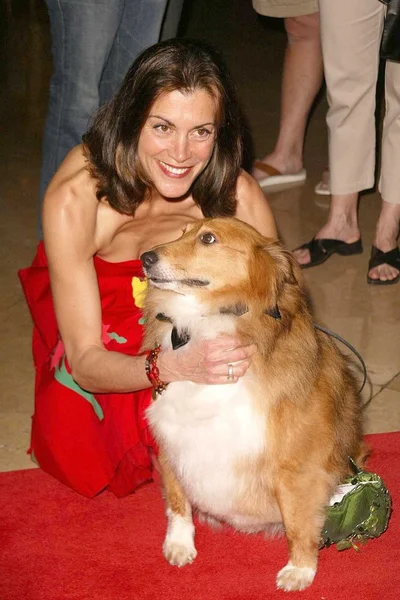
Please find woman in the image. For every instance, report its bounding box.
[294,0,400,285]
[19,39,277,498]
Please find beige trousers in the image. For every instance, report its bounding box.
[319,0,400,204]
[252,0,318,18]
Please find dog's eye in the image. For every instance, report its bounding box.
[200,232,217,245]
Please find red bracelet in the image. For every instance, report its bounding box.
[145,344,168,394]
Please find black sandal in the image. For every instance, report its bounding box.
[367,246,400,285]
[294,238,363,269]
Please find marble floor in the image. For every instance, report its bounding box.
[0,0,399,473]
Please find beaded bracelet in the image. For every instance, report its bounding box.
[145,344,168,394]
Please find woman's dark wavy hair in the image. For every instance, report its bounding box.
[82,38,244,217]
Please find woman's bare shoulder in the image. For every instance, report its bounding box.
[44,145,96,206]
[235,170,278,238]
[235,169,261,198]
[42,145,105,256]
[42,145,134,259]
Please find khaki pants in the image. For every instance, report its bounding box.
[252,0,318,18]
[319,0,400,204]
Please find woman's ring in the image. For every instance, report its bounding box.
[227,363,234,380]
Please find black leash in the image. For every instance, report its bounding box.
[313,323,367,394]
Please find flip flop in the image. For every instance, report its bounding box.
[294,238,363,269]
[314,168,331,196]
[367,246,400,285]
[252,160,306,189]
[314,181,331,195]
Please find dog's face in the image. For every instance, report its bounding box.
[142,217,256,292]
[141,217,301,315]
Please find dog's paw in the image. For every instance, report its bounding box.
[163,540,197,567]
[276,562,316,591]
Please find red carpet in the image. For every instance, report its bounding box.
[1,432,399,600]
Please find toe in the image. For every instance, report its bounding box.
[368,263,399,283]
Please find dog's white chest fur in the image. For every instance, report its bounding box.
[147,377,266,521]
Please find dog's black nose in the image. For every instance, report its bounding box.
[140,251,159,269]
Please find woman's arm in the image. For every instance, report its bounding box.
[235,170,278,239]
[42,159,147,393]
[42,155,255,394]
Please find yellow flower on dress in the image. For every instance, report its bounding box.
[131,277,148,308]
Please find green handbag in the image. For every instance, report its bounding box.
[321,460,392,551]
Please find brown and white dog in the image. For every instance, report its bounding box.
[140,217,364,592]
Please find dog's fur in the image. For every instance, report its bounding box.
[140,217,364,592]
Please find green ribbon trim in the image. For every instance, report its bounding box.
[107,331,127,343]
[54,356,104,421]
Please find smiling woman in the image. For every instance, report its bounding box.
[18,39,277,498]
[137,89,217,199]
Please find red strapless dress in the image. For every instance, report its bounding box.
[18,242,156,498]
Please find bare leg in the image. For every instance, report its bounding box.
[368,200,400,282]
[158,452,197,567]
[253,12,323,179]
[293,192,360,265]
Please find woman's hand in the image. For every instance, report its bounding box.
[158,335,257,385]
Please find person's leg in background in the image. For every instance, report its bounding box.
[369,59,400,283]
[99,0,169,104]
[160,0,185,41]
[39,0,174,238]
[252,5,323,188]
[39,0,125,209]
[294,0,390,277]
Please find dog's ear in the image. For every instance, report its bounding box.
[263,241,299,287]
[249,240,302,317]
[181,221,200,235]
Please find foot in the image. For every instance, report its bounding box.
[293,223,360,267]
[252,153,303,183]
[276,562,316,591]
[163,539,197,567]
[163,511,197,567]
[315,168,330,195]
[368,261,399,283]
[293,193,360,267]
[368,202,400,283]
[367,246,400,284]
